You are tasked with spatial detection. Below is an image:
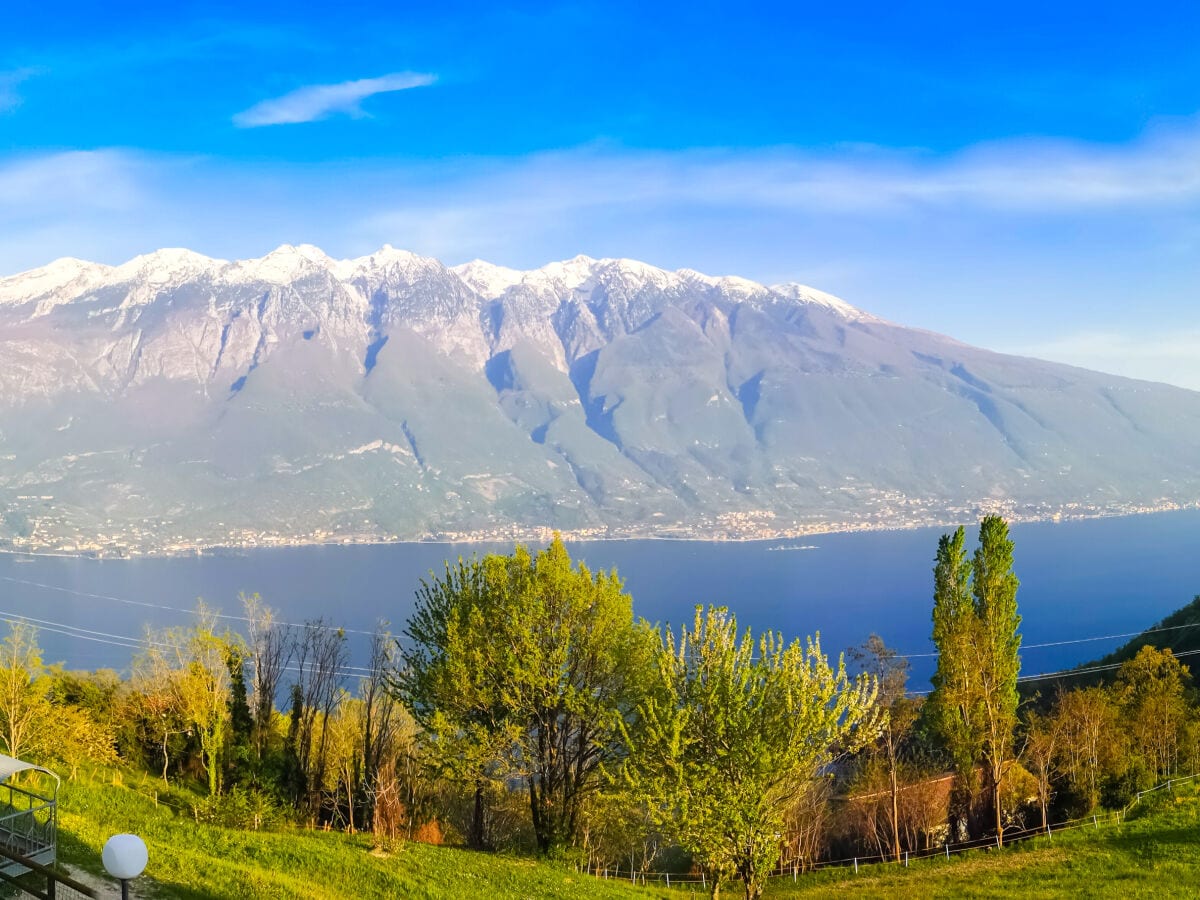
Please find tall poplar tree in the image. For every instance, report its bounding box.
[972,515,1021,844]
[930,527,980,786]
[928,517,1021,844]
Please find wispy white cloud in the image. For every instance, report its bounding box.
[0,150,189,273]
[0,68,40,114]
[0,150,146,213]
[346,118,1200,266]
[358,117,1200,235]
[5,115,1200,393]
[1011,330,1200,392]
[233,72,435,127]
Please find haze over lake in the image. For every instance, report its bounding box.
[3,510,1197,685]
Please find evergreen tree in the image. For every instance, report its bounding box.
[226,646,255,786]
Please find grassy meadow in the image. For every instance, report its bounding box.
[47,767,668,900]
[32,765,1200,899]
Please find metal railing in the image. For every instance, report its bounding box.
[0,780,56,874]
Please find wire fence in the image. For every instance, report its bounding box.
[578,771,1200,890]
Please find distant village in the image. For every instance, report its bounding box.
[1,490,1190,557]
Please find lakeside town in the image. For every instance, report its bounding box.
[2,491,1192,557]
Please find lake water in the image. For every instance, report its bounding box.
[1,509,1197,688]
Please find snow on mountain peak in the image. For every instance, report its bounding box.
[228,244,337,284]
[451,259,525,299]
[769,283,875,321]
[527,255,600,292]
[112,248,222,286]
[364,244,428,268]
[0,245,878,329]
[0,257,114,308]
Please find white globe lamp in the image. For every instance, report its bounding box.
[102,834,147,899]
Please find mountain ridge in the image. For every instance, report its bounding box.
[0,245,1196,555]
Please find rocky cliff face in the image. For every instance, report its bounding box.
[0,245,1197,553]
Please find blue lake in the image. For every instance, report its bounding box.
[1,510,1198,687]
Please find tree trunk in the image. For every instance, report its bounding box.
[470,781,486,850]
[161,731,170,785]
[890,764,901,862]
[993,778,1003,847]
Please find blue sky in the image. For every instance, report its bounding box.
[4,1,1200,387]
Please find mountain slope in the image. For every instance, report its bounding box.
[0,246,1197,553]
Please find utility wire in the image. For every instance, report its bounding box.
[896,620,1200,659]
[0,574,382,636]
[0,610,373,681]
[3,574,1197,682]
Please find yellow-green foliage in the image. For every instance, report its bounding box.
[50,766,672,900]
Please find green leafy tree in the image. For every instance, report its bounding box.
[1020,709,1059,831]
[489,540,650,854]
[929,517,1022,843]
[972,516,1022,843]
[398,537,648,854]
[397,556,515,849]
[1052,686,1120,811]
[929,526,981,823]
[0,620,49,761]
[139,603,238,796]
[622,606,878,900]
[1115,645,1190,781]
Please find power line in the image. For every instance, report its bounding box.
[896,620,1200,659]
[3,573,1197,684]
[0,574,383,636]
[0,610,373,681]
[904,647,1200,696]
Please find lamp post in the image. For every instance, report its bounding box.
[102,834,148,900]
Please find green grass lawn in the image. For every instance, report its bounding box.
[49,769,669,899]
[37,768,1200,899]
[763,788,1200,898]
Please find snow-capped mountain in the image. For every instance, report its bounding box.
[0,245,1197,554]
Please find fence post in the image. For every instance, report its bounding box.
[666,874,670,887]
[904,851,909,868]
[945,844,949,861]
[1093,815,1098,830]
[854,858,858,874]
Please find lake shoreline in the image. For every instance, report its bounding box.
[1,500,1194,561]
[1,509,1196,683]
